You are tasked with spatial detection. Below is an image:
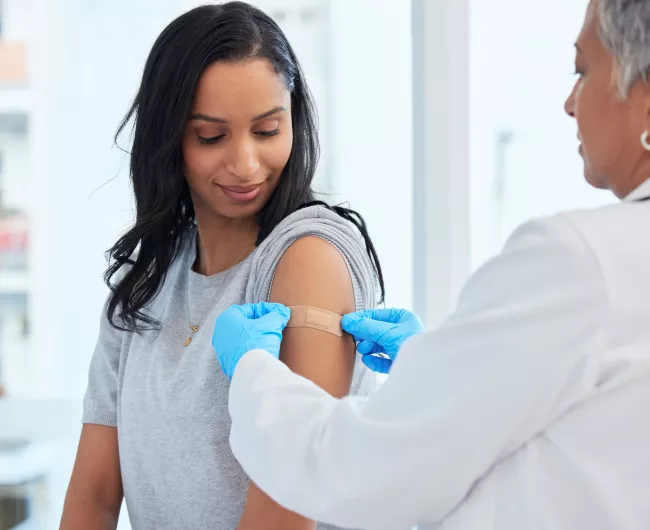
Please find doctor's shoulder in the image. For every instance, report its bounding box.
[491,201,645,297]
[525,200,645,263]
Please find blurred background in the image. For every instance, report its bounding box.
[0,0,606,528]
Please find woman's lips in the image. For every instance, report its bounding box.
[218,184,262,203]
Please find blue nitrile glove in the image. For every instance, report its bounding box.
[212,302,291,380]
[341,308,425,374]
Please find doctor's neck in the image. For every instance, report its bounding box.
[612,165,650,199]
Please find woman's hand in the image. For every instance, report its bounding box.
[342,308,425,374]
[212,302,291,379]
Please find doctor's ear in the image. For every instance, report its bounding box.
[641,88,650,132]
[639,92,650,151]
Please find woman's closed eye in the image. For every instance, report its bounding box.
[255,128,280,138]
[196,129,280,145]
[197,133,226,145]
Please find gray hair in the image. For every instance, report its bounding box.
[598,0,650,96]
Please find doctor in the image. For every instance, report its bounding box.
[212,1,650,529]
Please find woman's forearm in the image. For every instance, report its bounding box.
[60,425,123,530]
[60,496,121,530]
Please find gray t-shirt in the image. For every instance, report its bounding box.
[83,205,378,530]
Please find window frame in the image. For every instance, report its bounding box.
[412,0,471,326]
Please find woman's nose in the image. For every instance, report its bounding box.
[225,140,260,180]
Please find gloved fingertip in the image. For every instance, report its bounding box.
[361,354,381,373]
[362,354,391,374]
[341,313,360,331]
[279,310,292,326]
[360,354,373,370]
[269,303,291,322]
[356,339,374,355]
[230,303,253,319]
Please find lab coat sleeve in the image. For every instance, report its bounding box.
[228,215,608,530]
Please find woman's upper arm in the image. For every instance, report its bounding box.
[238,237,360,529]
[269,236,358,397]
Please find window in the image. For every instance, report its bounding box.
[468,0,611,271]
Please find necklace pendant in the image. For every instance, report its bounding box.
[184,325,199,347]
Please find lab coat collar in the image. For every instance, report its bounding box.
[623,177,650,202]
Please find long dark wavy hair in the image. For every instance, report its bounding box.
[105,1,385,332]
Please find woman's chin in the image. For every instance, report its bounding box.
[212,202,263,220]
[210,194,269,220]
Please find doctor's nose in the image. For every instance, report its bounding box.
[564,84,577,118]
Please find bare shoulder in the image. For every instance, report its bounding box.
[271,236,355,314]
[269,236,357,398]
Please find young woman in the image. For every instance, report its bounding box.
[59,3,384,529]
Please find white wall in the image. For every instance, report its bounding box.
[328,0,413,310]
[1,0,32,41]
[469,0,611,269]
[28,0,191,398]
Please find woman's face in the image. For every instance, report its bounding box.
[564,1,650,198]
[183,59,293,221]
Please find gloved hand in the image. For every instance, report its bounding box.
[212,302,291,380]
[341,308,425,374]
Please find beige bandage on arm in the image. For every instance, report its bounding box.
[286,306,343,337]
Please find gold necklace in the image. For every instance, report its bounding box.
[184,242,256,347]
[183,325,200,348]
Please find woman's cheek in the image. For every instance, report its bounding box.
[185,148,218,181]
[268,134,293,172]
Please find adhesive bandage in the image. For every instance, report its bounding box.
[286,306,343,337]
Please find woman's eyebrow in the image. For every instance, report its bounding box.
[188,106,287,124]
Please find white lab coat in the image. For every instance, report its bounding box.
[228,179,650,530]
